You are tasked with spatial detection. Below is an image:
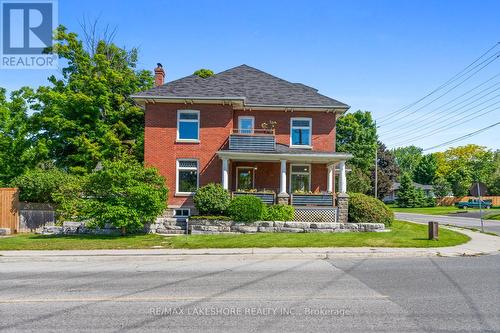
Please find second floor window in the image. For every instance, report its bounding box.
[177,110,199,141]
[238,116,254,134]
[290,118,311,147]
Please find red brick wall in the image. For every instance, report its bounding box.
[231,162,327,193]
[145,103,233,206]
[145,103,336,207]
[233,110,336,152]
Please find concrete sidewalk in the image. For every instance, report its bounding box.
[1,226,498,259]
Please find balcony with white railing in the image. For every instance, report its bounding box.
[228,128,276,152]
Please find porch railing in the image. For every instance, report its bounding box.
[229,129,276,152]
[291,193,334,207]
[232,191,276,205]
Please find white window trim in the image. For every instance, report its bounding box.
[238,116,255,134]
[290,117,312,149]
[289,163,311,193]
[175,159,199,196]
[235,166,256,190]
[177,110,200,143]
[173,208,190,217]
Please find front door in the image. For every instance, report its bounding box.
[236,167,255,190]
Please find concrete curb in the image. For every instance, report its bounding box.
[1,224,498,259]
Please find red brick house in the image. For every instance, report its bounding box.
[132,64,352,221]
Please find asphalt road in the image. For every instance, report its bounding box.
[396,212,500,235]
[1,254,499,332]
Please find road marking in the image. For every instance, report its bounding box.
[0,295,389,303]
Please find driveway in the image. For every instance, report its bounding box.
[395,212,500,235]
[1,254,499,332]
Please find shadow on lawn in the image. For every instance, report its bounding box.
[25,233,149,240]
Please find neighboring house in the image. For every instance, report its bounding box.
[383,182,435,203]
[132,64,352,221]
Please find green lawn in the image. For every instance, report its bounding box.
[389,205,500,219]
[486,213,500,220]
[0,221,469,250]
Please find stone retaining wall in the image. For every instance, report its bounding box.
[188,219,385,234]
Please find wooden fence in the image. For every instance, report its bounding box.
[0,188,19,233]
[438,196,500,207]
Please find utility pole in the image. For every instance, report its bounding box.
[477,182,484,232]
[374,120,378,199]
[374,147,378,199]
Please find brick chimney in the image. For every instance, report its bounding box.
[154,63,165,86]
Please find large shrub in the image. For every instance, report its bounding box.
[263,204,294,221]
[57,159,168,234]
[11,168,80,203]
[348,192,393,226]
[227,196,265,222]
[193,183,230,215]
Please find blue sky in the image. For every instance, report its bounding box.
[1,0,499,152]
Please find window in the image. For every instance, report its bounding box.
[173,208,190,217]
[290,118,311,147]
[290,164,310,193]
[177,110,199,141]
[238,116,254,134]
[176,159,198,194]
[236,167,255,190]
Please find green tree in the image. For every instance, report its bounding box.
[31,25,153,173]
[413,153,437,184]
[336,111,377,174]
[435,144,494,196]
[57,158,168,235]
[396,173,423,208]
[346,166,371,194]
[193,69,215,78]
[11,168,78,203]
[0,88,48,185]
[432,177,451,198]
[392,145,423,178]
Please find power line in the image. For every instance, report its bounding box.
[383,89,500,141]
[422,121,500,151]
[379,73,500,136]
[378,51,500,126]
[377,43,500,123]
[389,101,500,146]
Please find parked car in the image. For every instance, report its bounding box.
[455,199,492,209]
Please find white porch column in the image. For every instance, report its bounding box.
[279,159,287,194]
[339,160,347,193]
[327,164,334,193]
[222,158,229,190]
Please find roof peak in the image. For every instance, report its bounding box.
[133,64,349,109]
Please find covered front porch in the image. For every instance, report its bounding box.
[216,148,350,207]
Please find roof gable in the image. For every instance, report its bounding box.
[133,64,349,108]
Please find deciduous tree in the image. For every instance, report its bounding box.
[336,111,377,174]
[31,25,153,173]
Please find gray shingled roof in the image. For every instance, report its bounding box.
[133,64,349,108]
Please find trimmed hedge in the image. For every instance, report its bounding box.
[227,196,265,222]
[193,183,230,215]
[189,215,232,221]
[263,204,294,221]
[348,192,393,226]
